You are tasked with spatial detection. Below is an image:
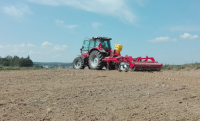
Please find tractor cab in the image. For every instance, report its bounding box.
[81,37,112,53]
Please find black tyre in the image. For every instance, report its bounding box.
[88,50,105,70]
[119,62,129,72]
[73,57,85,69]
[105,63,115,70]
[109,65,116,70]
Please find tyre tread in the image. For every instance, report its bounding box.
[88,50,105,70]
[73,57,85,69]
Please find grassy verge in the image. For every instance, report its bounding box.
[161,63,200,71]
[0,66,41,70]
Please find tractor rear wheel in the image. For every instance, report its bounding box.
[88,50,105,70]
[73,57,85,69]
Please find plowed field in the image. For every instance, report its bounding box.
[1,69,200,121]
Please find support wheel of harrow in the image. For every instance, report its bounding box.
[73,57,85,69]
[119,62,130,72]
[88,50,105,70]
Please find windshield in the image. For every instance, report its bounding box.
[96,39,111,49]
[101,40,111,49]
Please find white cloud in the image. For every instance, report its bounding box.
[52,54,61,59]
[27,44,36,47]
[0,42,67,55]
[92,22,103,30]
[135,0,146,6]
[55,20,64,25]
[55,20,65,27]
[29,50,41,54]
[170,26,200,32]
[2,5,31,18]
[13,44,26,48]
[0,42,68,62]
[0,45,5,49]
[41,41,68,51]
[54,45,67,51]
[11,49,24,53]
[1,42,67,52]
[180,33,198,40]
[65,25,78,29]
[55,20,78,29]
[41,41,53,48]
[28,0,137,24]
[1,44,36,48]
[148,36,177,43]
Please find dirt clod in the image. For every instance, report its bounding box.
[0,69,200,120]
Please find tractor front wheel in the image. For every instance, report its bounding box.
[88,50,105,70]
[73,57,85,69]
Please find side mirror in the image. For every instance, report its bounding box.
[80,46,84,53]
[80,46,84,50]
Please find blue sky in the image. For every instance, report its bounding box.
[0,0,199,64]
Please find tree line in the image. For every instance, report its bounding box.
[0,55,33,67]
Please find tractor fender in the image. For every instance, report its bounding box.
[78,55,87,61]
[77,55,85,58]
[99,49,107,53]
[77,55,88,66]
[89,48,106,54]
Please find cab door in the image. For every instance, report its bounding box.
[82,38,90,51]
[95,39,101,47]
[88,39,95,50]
[81,38,90,58]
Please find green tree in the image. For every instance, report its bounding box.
[19,58,33,67]
[0,58,3,65]
[5,55,13,66]
[2,61,9,66]
[0,55,33,67]
[12,56,20,66]
[26,55,30,59]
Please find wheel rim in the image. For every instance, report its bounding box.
[91,56,98,67]
[120,65,127,71]
[120,62,128,71]
[75,59,82,68]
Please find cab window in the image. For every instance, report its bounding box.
[82,38,90,51]
[96,39,101,47]
[89,39,95,50]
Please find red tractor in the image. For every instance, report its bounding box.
[73,37,162,71]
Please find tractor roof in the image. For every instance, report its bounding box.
[92,36,112,40]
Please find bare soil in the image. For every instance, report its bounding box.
[1,69,200,121]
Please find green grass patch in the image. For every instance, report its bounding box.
[0,66,41,70]
[161,62,200,71]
